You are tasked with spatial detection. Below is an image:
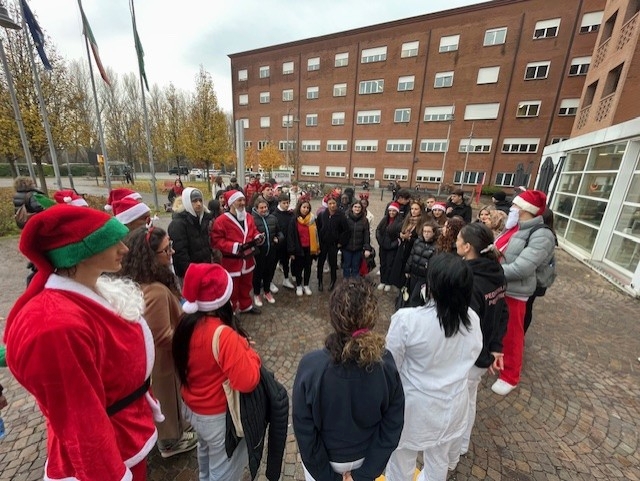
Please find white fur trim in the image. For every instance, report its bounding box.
[126,192,142,200]
[183,300,199,314]
[124,430,157,468]
[115,202,150,225]
[43,460,133,481]
[227,191,244,206]
[197,271,233,311]
[512,196,540,215]
[70,198,88,207]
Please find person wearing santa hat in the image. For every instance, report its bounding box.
[4,204,163,481]
[172,263,261,480]
[211,190,265,314]
[112,197,151,231]
[53,189,89,207]
[430,202,447,227]
[104,187,143,212]
[375,202,403,292]
[491,190,556,396]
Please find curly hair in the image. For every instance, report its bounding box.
[325,278,385,368]
[120,226,180,297]
[437,216,466,253]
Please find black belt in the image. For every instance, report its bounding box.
[106,378,151,417]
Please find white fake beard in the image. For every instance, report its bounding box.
[96,276,145,322]
[505,206,520,230]
[236,207,247,222]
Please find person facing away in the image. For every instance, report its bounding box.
[12,176,45,219]
[293,278,405,481]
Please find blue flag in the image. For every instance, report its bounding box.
[21,0,52,70]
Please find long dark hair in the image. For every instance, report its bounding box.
[426,253,473,337]
[120,226,180,297]
[437,216,465,253]
[459,223,499,262]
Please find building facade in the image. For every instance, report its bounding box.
[229,0,607,190]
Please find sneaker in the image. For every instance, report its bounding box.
[491,379,517,396]
[270,282,279,294]
[253,295,263,307]
[377,283,386,291]
[264,292,276,304]
[303,286,312,296]
[282,278,295,289]
[323,266,330,273]
[296,286,303,297]
[376,270,381,276]
[159,431,198,458]
[384,285,391,292]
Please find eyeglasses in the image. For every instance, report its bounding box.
[156,240,174,256]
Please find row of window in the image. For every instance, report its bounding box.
[237,57,591,106]
[236,11,603,81]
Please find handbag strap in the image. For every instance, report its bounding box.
[211,324,228,364]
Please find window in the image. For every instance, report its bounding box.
[279,140,296,151]
[240,118,249,128]
[361,46,387,63]
[484,27,507,46]
[454,171,485,184]
[397,75,415,91]
[354,140,379,152]
[386,140,412,152]
[501,138,540,153]
[517,100,541,117]
[326,166,347,178]
[434,71,454,88]
[569,57,591,76]
[327,140,348,152]
[584,81,598,106]
[306,114,318,127]
[558,99,579,116]
[282,89,293,102]
[257,140,270,151]
[394,109,411,123]
[238,94,248,105]
[332,112,345,125]
[307,57,320,71]
[459,139,492,153]
[238,69,247,81]
[282,61,294,74]
[401,41,419,58]
[383,168,409,181]
[550,137,568,144]
[525,61,550,80]
[356,110,381,124]
[353,168,376,179]
[301,165,320,176]
[301,141,321,152]
[580,11,603,33]
[335,52,349,67]
[359,79,384,94]
[282,115,294,127]
[603,63,624,97]
[534,18,561,38]
[600,11,617,44]
[307,86,319,100]
[244,140,252,149]
[260,116,270,128]
[464,103,500,120]
[259,91,270,104]
[420,139,448,153]
[439,34,460,52]
[333,83,347,97]
[416,169,443,183]
[424,105,454,121]
[259,66,270,78]
[477,66,500,84]
[495,172,515,186]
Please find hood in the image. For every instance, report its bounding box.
[467,257,505,285]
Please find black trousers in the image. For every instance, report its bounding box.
[317,243,338,282]
[292,247,312,286]
[276,244,291,278]
[253,249,278,295]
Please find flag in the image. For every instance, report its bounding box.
[20,0,52,70]
[77,0,110,86]
[130,0,148,90]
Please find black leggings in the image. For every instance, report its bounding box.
[292,247,312,286]
[253,250,278,295]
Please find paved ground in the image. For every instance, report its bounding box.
[0,180,639,481]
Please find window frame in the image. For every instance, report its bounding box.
[397,75,415,91]
[259,91,270,104]
[356,110,382,125]
[238,69,248,81]
[516,100,541,118]
[259,66,270,78]
[359,79,385,95]
[394,108,411,123]
[260,116,270,128]
[282,89,294,102]
[419,139,449,153]
[305,114,318,127]
[282,61,294,75]
[524,61,550,80]
[533,18,561,39]
[307,57,320,71]
[439,34,460,52]
[333,83,347,97]
[434,71,454,88]
[401,41,419,58]
[332,112,345,125]
[386,140,413,153]
[361,46,387,63]
[334,52,349,67]
[238,94,248,106]
[306,86,319,100]
[484,27,507,46]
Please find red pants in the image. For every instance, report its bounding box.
[500,296,526,386]
[231,272,254,312]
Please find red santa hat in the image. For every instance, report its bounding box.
[53,189,88,207]
[431,202,447,212]
[112,197,151,226]
[104,188,142,212]
[512,189,546,216]
[387,202,400,213]
[182,263,234,314]
[223,189,245,207]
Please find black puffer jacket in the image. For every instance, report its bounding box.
[344,212,371,252]
[405,238,437,278]
[167,210,214,278]
[316,209,350,248]
[446,201,472,223]
[376,215,403,251]
[12,188,44,214]
[252,210,283,256]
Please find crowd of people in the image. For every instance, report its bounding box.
[2,175,558,480]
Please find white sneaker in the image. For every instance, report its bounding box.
[303,286,312,296]
[376,270,381,276]
[296,286,303,297]
[377,283,385,291]
[323,266,330,273]
[253,295,263,307]
[384,285,391,292]
[264,292,276,304]
[282,278,295,289]
[491,379,517,396]
[270,282,279,294]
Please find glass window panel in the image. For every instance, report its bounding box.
[557,174,581,194]
[625,173,640,204]
[565,220,598,252]
[554,213,569,237]
[605,234,640,273]
[587,142,626,170]
[565,150,588,171]
[614,205,640,237]
[553,193,575,216]
[572,197,608,227]
[578,172,616,199]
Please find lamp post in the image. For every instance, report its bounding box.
[460,121,475,188]
[437,115,454,197]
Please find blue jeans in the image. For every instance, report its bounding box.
[184,407,248,481]
[342,249,362,278]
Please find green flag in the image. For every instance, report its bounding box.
[130,0,148,91]
[77,0,111,86]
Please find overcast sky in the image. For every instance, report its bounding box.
[24,0,485,111]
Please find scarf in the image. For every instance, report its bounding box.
[297,213,319,255]
[495,225,519,253]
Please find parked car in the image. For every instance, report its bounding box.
[169,166,189,175]
[190,168,204,178]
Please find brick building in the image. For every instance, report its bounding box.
[229,0,606,191]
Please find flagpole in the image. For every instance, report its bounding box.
[18,0,62,191]
[130,0,158,211]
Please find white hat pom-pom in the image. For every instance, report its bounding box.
[104,204,113,212]
[63,196,73,204]
[182,300,199,314]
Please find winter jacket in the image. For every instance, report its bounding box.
[167,209,214,278]
[12,188,45,214]
[274,207,294,251]
[501,216,556,298]
[344,212,371,252]
[316,209,350,248]
[446,201,472,223]
[467,257,508,368]
[287,214,318,257]
[404,238,436,278]
[251,209,283,256]
[376,215,403,251]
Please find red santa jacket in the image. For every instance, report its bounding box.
[244,180,262,202]
[211,211,262,276]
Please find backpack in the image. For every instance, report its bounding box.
[14,192,35,229]
[525,224,557,296]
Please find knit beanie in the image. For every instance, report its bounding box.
[512,190,546,216]
[54,190,88,207]
[182,263,234,314]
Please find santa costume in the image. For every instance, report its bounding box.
[4,205,163,481]
[211,190,262,312]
